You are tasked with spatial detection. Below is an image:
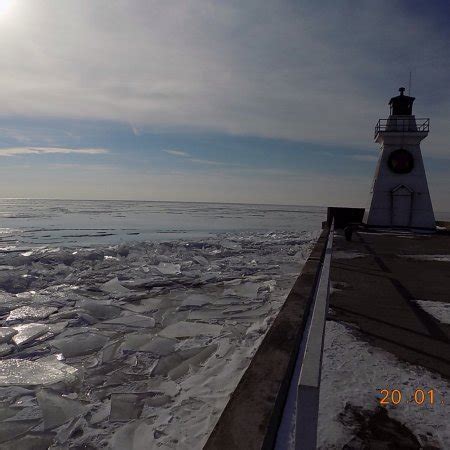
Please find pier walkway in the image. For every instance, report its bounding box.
[330,228,450,378]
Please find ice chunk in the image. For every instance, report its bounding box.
[37,354,78,380]
[188,309,228,320]
[0,419,41,444]
[51,332,108,357]
[117,301,160,314]
[6,306,58,323]
[221,240,242,250]
[0,431,54,449]
[0,327,17,343]
[47,321,69,335]
[110,420,155,450]
[101,277,132,295]
[153,262,181,275]
[103,314,156,328]
[193,255,209,266]
[0,344,14,356]
[109,393,144,421]
[224,282,261,298]
[153,345,218,380]
[0,359,77,386]
[12,323,49,346]
[76,298,121,320]
[89,401,111,425]
[160,321,222,339]
[36,389,89,430]
[180,294,212,308]
[122,334,176,355]
[140,297,164,309]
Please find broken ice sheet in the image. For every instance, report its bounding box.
[76,298,121,320]
[223,282,261,298]
[220,240,242,250]
[110,419,155,450]
[180,293,213,308]
[153,262,181,275]
[160,321,223,339]
[0,344,14,356]
[0,433,55,450]
[6,305,58,323]
[0,419,41,444]
[193,255,209,266]
[109,393,145,421]
[121,334,176,355]
[101,277,132,296]
[102,313,156,328]
[12,323,49,346]
[153,344,218,380]
[0,359,77,386]
[51,332,108,357]
[36,389,89,430]
[0,327,17,344]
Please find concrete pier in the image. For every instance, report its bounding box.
[204,211,450,449]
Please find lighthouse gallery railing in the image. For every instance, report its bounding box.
[374,117,429,138]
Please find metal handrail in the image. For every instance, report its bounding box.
[274,221,334,450]
[374,118,429,138]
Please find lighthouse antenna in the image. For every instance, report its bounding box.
[408,70,412,96]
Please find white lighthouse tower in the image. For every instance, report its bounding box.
[364,88,435,229]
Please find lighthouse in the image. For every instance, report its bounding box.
[364,88,435,229]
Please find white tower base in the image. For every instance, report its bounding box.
[364,115,435,230]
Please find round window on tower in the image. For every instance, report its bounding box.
[387,149,414,174]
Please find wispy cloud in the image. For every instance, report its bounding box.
[163,149,233,166]
[0,147,109,157]
[188,158,226,166]
[163,149,191,157]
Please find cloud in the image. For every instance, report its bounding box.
[188,158,226,166]
[0,1,448,155]
[163,149,191,157]
[0,147,109,157]
[164,150,237,166]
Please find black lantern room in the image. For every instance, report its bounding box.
[389,87,415,116]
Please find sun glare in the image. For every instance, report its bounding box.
[0,0,13,15]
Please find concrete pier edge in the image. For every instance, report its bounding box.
[204,226,331,450]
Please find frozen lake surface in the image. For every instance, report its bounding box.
[0,199,324,247]
[0,200,322,448]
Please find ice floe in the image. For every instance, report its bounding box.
[11,323,49,346]
[0,327,17,343]
[0,359,78,386]
[51,332,109,357]
[0,229,318,448]
[6,306,57,323]
[36,389,89,430]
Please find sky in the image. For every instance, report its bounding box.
[0,0,449,209]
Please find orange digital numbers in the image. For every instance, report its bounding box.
[378,389,438,406]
